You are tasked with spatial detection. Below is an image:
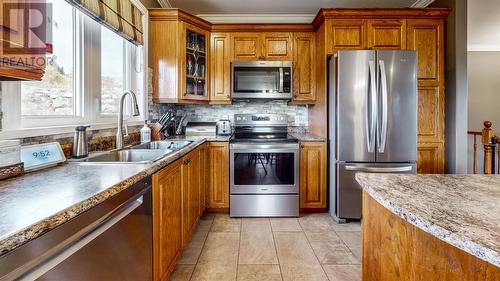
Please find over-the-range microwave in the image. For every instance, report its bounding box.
[231,61,292,100]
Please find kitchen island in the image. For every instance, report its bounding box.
[356,174,500,280]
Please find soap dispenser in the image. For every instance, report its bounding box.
[140,121,151,143]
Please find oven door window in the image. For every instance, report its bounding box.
[233,67,280,93]
[233,152,295,185]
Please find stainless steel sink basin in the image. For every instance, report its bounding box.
[131,140,193,151]
[78,149,170,164]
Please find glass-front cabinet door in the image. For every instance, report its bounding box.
[182,24,209,101]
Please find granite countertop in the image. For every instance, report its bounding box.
[355,174,500,267]
[0,136,229,256]
[289,132,327,141]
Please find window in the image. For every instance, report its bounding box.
[0,0,148,137]
[21,1,76,116]
[100,26,125,115]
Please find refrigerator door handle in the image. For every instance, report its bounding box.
[368,60,377,153]
[378,60,388,153]
[345,165,413,173]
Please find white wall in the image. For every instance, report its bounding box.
[468,0,500,51]
[466,0,500,173]
[467,52,500,173]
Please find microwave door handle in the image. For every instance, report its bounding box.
[279,68,284,93]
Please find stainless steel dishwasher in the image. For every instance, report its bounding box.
[0,176,152,281]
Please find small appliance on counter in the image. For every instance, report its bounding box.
[185,122,216,137]
[73,125,90,159]
[216,119,231,135]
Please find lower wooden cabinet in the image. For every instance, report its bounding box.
[417,142,444,174]
[181,147,202,245]
[299,141,327,209]
[207,142,230,209]
[153,158,183,281]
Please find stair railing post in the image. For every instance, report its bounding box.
[482,121,494,174]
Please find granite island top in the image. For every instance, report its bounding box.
[0,135,229,256]
[355,173,500,267]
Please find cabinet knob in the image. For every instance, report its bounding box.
[294,95,298,98]
[226,94,230,98]
[183,92,188,96]
[300,144,305,149]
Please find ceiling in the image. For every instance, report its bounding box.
[167,0,428,15]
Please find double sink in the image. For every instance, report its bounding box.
[74,140,193,164]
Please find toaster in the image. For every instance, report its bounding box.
[216,120,231,135]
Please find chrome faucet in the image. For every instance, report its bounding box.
[116,90,140,149]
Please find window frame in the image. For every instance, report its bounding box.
[0,0,149,139]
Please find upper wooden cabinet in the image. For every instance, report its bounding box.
[406,19,444,87]
[367,19,406,50]
[231,32,262,60]
[263,32,293,60]
[210,33,231,104]
[231,32,292,61]
[292,32,316,103]
[149,9,211,103]
[207,142,229,209]
[153,159,183,281]
[327,19,366,54]
[300,141,327,209]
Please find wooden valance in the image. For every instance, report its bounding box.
[65,0,144,45]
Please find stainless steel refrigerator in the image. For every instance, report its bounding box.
[328,50,418,221]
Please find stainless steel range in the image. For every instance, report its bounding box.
[230,114,299,217]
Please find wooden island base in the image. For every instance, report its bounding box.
[362,192,500,281]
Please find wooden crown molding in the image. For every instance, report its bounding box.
[312,8,451,28]
[150,8,451,32]
[149,8,212,30]
[197,14,315,24]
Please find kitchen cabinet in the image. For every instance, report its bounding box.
[182,146,202,244]
[210,33,231,104]
[231,32,262,60]
[199,143,208,214]
[407,19,445,173]
[367,19,406,50]
[417,142,444,174]
[263,32,293,60]
[231,32,292,60]
[153,159,183,281]
[149,9,211,104]
[207,142,229,209]
[292,32,316,103]
[0,0,46,80]
[327,19,367,54]
[299,141,327,209]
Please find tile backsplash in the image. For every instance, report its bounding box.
[177,100,308,126]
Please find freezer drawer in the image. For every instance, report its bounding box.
[336,162,416,219]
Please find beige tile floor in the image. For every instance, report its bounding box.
[170,213,361,281]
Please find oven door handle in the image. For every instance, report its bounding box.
[230,143,299,150]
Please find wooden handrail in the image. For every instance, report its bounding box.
[468,121,498,174]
